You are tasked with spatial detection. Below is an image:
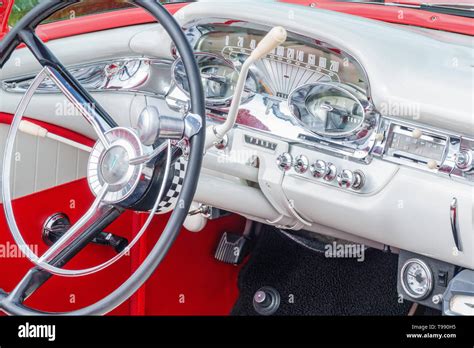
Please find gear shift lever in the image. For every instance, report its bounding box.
[204,26,288,150]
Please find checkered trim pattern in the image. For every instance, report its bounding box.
[156,157,187,214]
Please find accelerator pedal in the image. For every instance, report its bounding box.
[214,232,251,265]
[214,220,260,265]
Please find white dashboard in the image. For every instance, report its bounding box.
[0,0,472,275]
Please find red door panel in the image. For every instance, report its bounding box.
[0,179,133,315]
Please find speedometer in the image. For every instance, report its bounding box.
[195,24,368,100]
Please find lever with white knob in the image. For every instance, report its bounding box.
[18,120,92,152]
[204,26,288,150]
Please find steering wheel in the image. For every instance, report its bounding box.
[0,0,205,315]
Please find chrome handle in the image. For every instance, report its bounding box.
[450,197,462,252]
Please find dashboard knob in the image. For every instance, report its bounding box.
[310,160,327,178]
[337,169,354,189]
[412,128,423,139]
[276,153,293,171]
[324,163,337,182]
[454,150,472,171]
[293,155,309,173]
[310,160,337,181]
[337,170,365,190]
[426,160,438,170]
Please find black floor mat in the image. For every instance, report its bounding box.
[231,227,413,316]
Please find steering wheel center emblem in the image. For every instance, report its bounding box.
[100,145,130,185]
[87,127,148,205]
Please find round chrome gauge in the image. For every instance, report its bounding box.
[172,52,256,107]
[288,82,369,138]
[401,259,433,300]
[87,127,145,204]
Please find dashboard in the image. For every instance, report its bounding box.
[0,1,472,309]
[165,19,474,186]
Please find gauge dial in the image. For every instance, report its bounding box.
[401,259,433,299]
[306,94,364,133]
[195,25,368,101]
[172,52,256,107]
[289,82,368,137]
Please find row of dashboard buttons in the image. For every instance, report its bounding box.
[276,153,366,190]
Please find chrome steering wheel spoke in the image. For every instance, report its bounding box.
[18,29,116,147]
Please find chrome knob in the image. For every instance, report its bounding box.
[276,153,293,171]
[310,160,327,178]
[136,106,185,145]
[324,163,337,182]
[293,155,309,173]
[310,160,337,181]
[337,169,354,189]
[337,169,365,190]
[454,150,472,171]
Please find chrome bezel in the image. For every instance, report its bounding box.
[287,82,371,139]
[171,51,256,108]
[373,117,474,184]
[401,258,434,300]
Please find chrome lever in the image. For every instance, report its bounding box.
[128,141,168,166]
[450,197,462,252]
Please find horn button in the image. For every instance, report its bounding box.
[100,146,130,185]
[87,127,150,205]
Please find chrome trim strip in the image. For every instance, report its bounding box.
[450,197,462,252]
[1,57,173,97]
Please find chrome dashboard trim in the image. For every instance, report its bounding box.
[373,117,474,184]
[287,82,372,139]
[449,197,462,252]
[1,57,174,98]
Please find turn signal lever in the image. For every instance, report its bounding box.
[42,213,129,253]
[204,26,288,150]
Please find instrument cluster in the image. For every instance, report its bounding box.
[167,20,379,162]
[168,19,473,185]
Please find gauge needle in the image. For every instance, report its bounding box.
[201,73,227,84]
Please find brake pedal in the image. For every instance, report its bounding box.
[214,232,250,265]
